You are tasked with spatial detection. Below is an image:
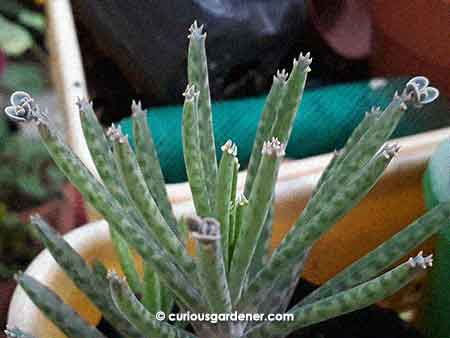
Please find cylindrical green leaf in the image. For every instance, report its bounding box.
[188,21,217,210]
[249,253,433,338]
[132,101,177,231]
[215,140,238,269]
[299,201,450,306]
[30,215,143,338]
[78,97,143,296]
[109,272,198,338]
[36,121,200,309]
[142,263,161,314]
[109,125,195,278]
[182,84,212,217]
[16,273,107,338]
[270,53,312,143]
[244,70,287,197]
[188,216,232,314]
[239,144,398,308]
[229,138,285,301]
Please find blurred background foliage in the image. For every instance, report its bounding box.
[0,0,47,93]
[0,105,65,280]
[0,115,65,212]
[0,0,66,281]
[0,204,38,279]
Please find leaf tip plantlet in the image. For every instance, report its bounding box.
[408,251,433,269]
[296,52,313,73]
[3,21,446,338]
[131,100,145,117]
[367,106,382,117]
[221,140,237,156]
[261,137,286,157]
[106,123,127,144]
[405,76,440,107]
[275,69,288,82]
[187,216,221,243]
[4,326,30,338]
[188,20,206,39]
[182,84,200,102]
[236,193,248,206]
[75,97,94,113]
[4,91,41,123]
[381,143,400,159]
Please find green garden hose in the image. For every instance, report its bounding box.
[120,77,449,183]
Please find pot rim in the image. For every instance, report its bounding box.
[7,127,450,336]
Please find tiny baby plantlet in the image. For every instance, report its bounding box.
[3,21,446,338]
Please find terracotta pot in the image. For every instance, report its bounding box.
[370,0,450,96]
[0,183,86,338]
[0,281,16,338]
[7,128,449,337]
[18,183,87,234]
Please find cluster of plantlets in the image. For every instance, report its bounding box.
[3,21,446,338]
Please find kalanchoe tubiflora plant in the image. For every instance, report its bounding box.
[3,21,446,338]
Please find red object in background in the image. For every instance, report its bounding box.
[0,282,15,336]
[310,0,450,98]
[309,0,372,60]
[18,183,88,234]
[0,183,87,338]
[0,50,6,76]
[370,0,450,97]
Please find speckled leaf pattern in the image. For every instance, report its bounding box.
[195,230,232,314]
[109,272,198,338]
[236,251,308,315]
[330,107,382,173]
[142,263,161,314]
[229,194,248,270]
[78,98,143,296]
[244,72,287,198]
[311,96,406,215]
[4,327,38,338]
[36,121,201,309]
[228,158,240,267]
[182,85,212,217]
[30,216,144,338]
[258,249,310,317]
[239,144,397,307]
[91,260,108,280]
[300,201,450,306]
[111,131,195,279]
[110,227,143,295]
[4,22,444,338]
[248,201,274,279]
[16,273,107,338]
[248,255,431,338]
[132,104,177,232]
[270,54,311,144]
[188,22,217,211]
[215,141,237,270]
[230,139,284,301]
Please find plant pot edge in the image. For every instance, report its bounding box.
[7,127,450,337]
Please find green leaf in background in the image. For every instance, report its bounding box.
[0,13,33,56]
[0,62,45,93]
[0,0,46,33]
[18,10,45,33]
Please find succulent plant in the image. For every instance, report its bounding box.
[4,22,446,338]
